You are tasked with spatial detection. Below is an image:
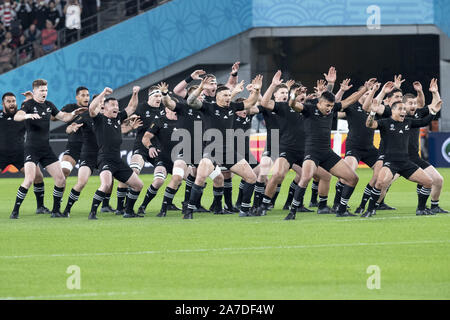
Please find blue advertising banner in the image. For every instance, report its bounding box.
[428,132,450,168]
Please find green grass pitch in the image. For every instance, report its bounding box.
[0,168,449,300]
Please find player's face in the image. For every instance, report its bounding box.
[104,100,119,118]
[389,92,403,105]
[148,92,162,107]
[216,89,232,107]
[405,98,417,115]
[76,90,90,107]
[274,88,288,102]
[203,79,217,96]
[33,85,48,103]
[392,103,407,121]
[317,98,335,115]
[2,96,17,113]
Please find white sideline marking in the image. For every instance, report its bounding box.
[1,240,448,260]
[0,291,144,300]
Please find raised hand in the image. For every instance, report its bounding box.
[324,66,337,84]
[129,116,143,130]
[271,70,283,86]
[21,91,33,101]
[157,82,169,94]
[413,81,423,92]
[429,78,439,93]
[430,99,442,114]
[252,74,263,91]
[103,87,113,95]
[230,61,240,75]
[233,80,245,94]
[314,79,327,95]
[132,86,141,94]
[199,76,214,89]
[68,122,83,133]
[191,69,206,80]
[286,80,295,91]
[394,74,405,89]
[364,78,377,90]
[382,81,395,94]
[340,78,353,92]
[73,107,88,115]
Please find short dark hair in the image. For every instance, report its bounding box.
[76,86,89,95]
[234,97,245,103]
[32,79,47,89]
[391,101,403,110]
[148,86,159,94]
[386,88,403,99]
[402,93,416,103]
[319,91,336,103]
[274,84,288,93]
[2,92,15,101]
[289,82,303,92]
[104,97,117,105]
[216,86,230,95]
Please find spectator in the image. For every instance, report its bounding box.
[17,34,33,65]
[24,22,41,57]
[0,40,14,73]
[41,19,57,54]
[0,0,17,29]
[10,20,23,48]
[4,31,15,49]
[64,0,81,43]
[0,22,6,43]
[15,0,33,31]
[47,1,62,29]
[33,1,50,30]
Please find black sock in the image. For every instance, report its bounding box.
[167,186,179,206]
[13,186,28,212]
[126,189,141,213]
[338,184,355,213]
[102,192,111,208]
[161,187,177,212]
[261,194,272,209]
[223,178,233,209]
[184,174,195,203]
[240,182,255,213]
[140,184,159,209]
[33,182,45,208]
[290,186,306,213]
[318,195,328,209]
[212,186,224,207]
[116,187,127,211]
[187,183,203,212]
[52,186,65,213]
[431,199,439,209]
[359,184,372,209]
[235,180,244,206]
[367,187,381,211]
[271,184,281,206]
[91,190,105,213]
[310,180,319,204]
[252,181,265,208]
[418,187,431,210]
[284,181,296,207]
[65,188,80,213]
[333,181,344,206]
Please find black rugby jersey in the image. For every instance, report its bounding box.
[0,110,25,155]
[93,110,128,159]
[344,102,375,149]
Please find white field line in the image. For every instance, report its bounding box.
[0,239,448,260]
[0,291,144,300]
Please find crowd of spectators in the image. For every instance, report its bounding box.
[0,0,100,73]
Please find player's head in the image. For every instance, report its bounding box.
[147,86,162,107]
[403,93,417,115]
[391,101,407,121]
[2,92,17,114]
[202,74,217,97]
[103,97,119,118]
[386,88,403,106]
[188,85,204,102]
[317,91,336,115]
[75,86,90,107]
[273,84,288,102]
[215,86,232,107]
[32,79,48,103]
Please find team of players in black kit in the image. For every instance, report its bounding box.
[1,64,447,220]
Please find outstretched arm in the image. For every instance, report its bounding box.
[324,66,337,93]
[288,87,305,112]
[225,61,240,90]
[243,75,263,110]
[89,87,113,117]
[124,86,141,117]
[341,78,376,109]
[158,82,176,111]
[173,69,205,98]
[366,100,380,129]
[413,81,425,109]
[335,78,353,103]
[261,70,283,111]
[362,82,380,112]
[187,76,213,109]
